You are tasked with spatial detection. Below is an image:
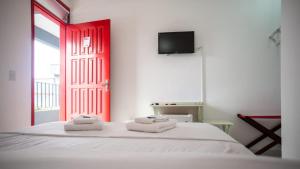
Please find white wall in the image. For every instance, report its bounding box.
[0,0,32,131]
[281,0,300,160]
[70,0,281,147]
[0,0,281,153]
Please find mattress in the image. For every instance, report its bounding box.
[0,121,252,155]
[2,122,297,169]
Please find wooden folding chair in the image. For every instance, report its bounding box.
[237,114,281,155]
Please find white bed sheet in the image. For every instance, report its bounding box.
[0,122,269,169]
[1,151,300,169]
[11,121,237,141]
[1,122,299,169]
[0,121,252,155]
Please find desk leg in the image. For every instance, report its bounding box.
[197,107,203,122]
[153,107,159,115]
[224,125,230,134]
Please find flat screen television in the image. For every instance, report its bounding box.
[158,31,194,54]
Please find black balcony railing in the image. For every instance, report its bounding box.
[35,81,59,111]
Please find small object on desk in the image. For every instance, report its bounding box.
[205,120,233,134]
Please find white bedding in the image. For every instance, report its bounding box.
[6,121,238,141]
[1,122,299,169]
[0,121,271,169]
[1,152,300,169]
[0,121,252,155]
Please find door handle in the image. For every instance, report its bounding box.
[102,80,110,90]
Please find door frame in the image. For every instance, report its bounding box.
[31,0,69,125]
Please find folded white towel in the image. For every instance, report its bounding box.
[64,120,103,131]
[134,116,169,124]
[126,119,177,133]
[134,117,155,124]
[150,115,169,122]
[73,115,99,124]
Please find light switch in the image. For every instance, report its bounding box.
[9,70,16,81]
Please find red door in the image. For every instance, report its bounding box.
[65,19,110,121]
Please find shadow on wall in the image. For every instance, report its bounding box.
[110,16,137,121]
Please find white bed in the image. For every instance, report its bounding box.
[0,122,252,155]
[0,122,299,169]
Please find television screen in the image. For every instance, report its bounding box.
[158,31,194,54]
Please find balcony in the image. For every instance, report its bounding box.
[34,80,59,125]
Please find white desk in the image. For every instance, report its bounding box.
[150,102,204,122]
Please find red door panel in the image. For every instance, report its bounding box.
[66,19,110,121]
